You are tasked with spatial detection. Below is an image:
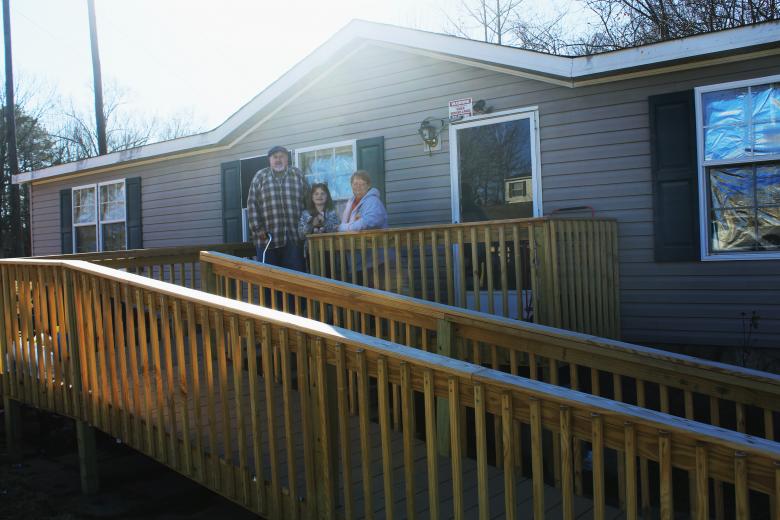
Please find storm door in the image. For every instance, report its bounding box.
[449,109,541,318]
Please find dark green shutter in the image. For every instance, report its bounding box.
[60,189,73,254]
[649,90,700,262]
[221,160,242,243]
[125,177,143,249]
[356,137,385,203]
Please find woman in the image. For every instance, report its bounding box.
[338,171,388,232]
[298,182,339,237]
[339,171,389,286]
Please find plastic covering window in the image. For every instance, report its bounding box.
[702,83,780,160]
[298,144,356,202]
[702,81,780,254]
[709,164,780,251]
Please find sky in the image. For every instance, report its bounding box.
[6,0,580,132]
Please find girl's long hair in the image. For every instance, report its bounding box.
[307,182,334,213]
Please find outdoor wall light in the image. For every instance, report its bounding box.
[418,117,447,153]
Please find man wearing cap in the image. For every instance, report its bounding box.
[247,145,309,271]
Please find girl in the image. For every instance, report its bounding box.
[298,182,339,240]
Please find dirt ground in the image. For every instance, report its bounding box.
[0,406,259,519]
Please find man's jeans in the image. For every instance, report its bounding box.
[257,240,306,272]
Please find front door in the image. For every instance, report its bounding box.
[449,109,541,317]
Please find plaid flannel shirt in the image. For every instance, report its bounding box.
[247,166,309,249]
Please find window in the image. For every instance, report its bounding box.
[72,180,127,252]
[295,141,356,202]
[697,76,780,259]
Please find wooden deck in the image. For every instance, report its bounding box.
[135,334,624,519]
[3,259,779,519]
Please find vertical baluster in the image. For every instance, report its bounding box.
[297,332,317,518]
[53,268,71,415]
[36,269,54,410]
[338,236,347,282]
[83,277,102,427]
[636,379,651,513]
[470,227,480,311]
[229,317,248,505]
[30,268,46,407]
[377,357,394,520]
[419,231,428,302]
[659,431,673,520]
[394,233,403,294]
[710,397,725,520]
[261,324,281,514]
[147,293,168,463]
[485,227,494,315]
[734,452,749,520]
[186,302,205,484]
[279,330,299,515]
[502,393,517,520]
[100,279,121,435]
[200,308,221,490]
[474,383,489,520]
[423,369,439,520]
[444,229,454,306]
[400,362,415,520]
[244,320,264,512]
[335,345,353,519]
[111,283,131,444]
[612,374,626,510]
[160,295,181,469]
[383,234,391,292]
[356,350,373,519]
[513,225,523,321]
[134,288,155,456]
[529,397,545,520]
[625,422,637,520]
[449,377,464,520]
[431,231,441,303]
[350,236,358,285]
[592,413,605,519]
[560,406,574,520]
[457,228,466,308]
[695,443,709,520]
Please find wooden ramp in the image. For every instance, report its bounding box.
[132,333,624,519]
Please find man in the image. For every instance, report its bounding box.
[247,145,309,271]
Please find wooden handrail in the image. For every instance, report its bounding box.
[306,217,621,340]
[1,257,779,518]
[201,250,780,408]
[0,259,780,517]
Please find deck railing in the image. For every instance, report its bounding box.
[203,250,780,516]
[37,241,255,288]
[1,258,778,519]
[307,217,620,339]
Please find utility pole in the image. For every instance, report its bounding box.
[3,0,22,256]
[87,0,107,155]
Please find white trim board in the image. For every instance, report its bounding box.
[15,19,780,185]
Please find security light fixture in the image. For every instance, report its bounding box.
[418,117,447,153]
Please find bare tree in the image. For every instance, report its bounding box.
[50,82,202,163]
[0,77,57,256]
[443,0,778,55]
[577,0,779,52]
[443,0,524,45]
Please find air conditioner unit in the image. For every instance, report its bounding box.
[505,177,532,203]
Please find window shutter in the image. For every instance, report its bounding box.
[221,160,242,243]
[649,90,700,262]
[60,189,73,254]
[125,177,143,249]
[356,137,385,203]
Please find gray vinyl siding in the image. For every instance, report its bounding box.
[30,44,780,351]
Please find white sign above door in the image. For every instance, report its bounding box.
[448,98,473,121]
